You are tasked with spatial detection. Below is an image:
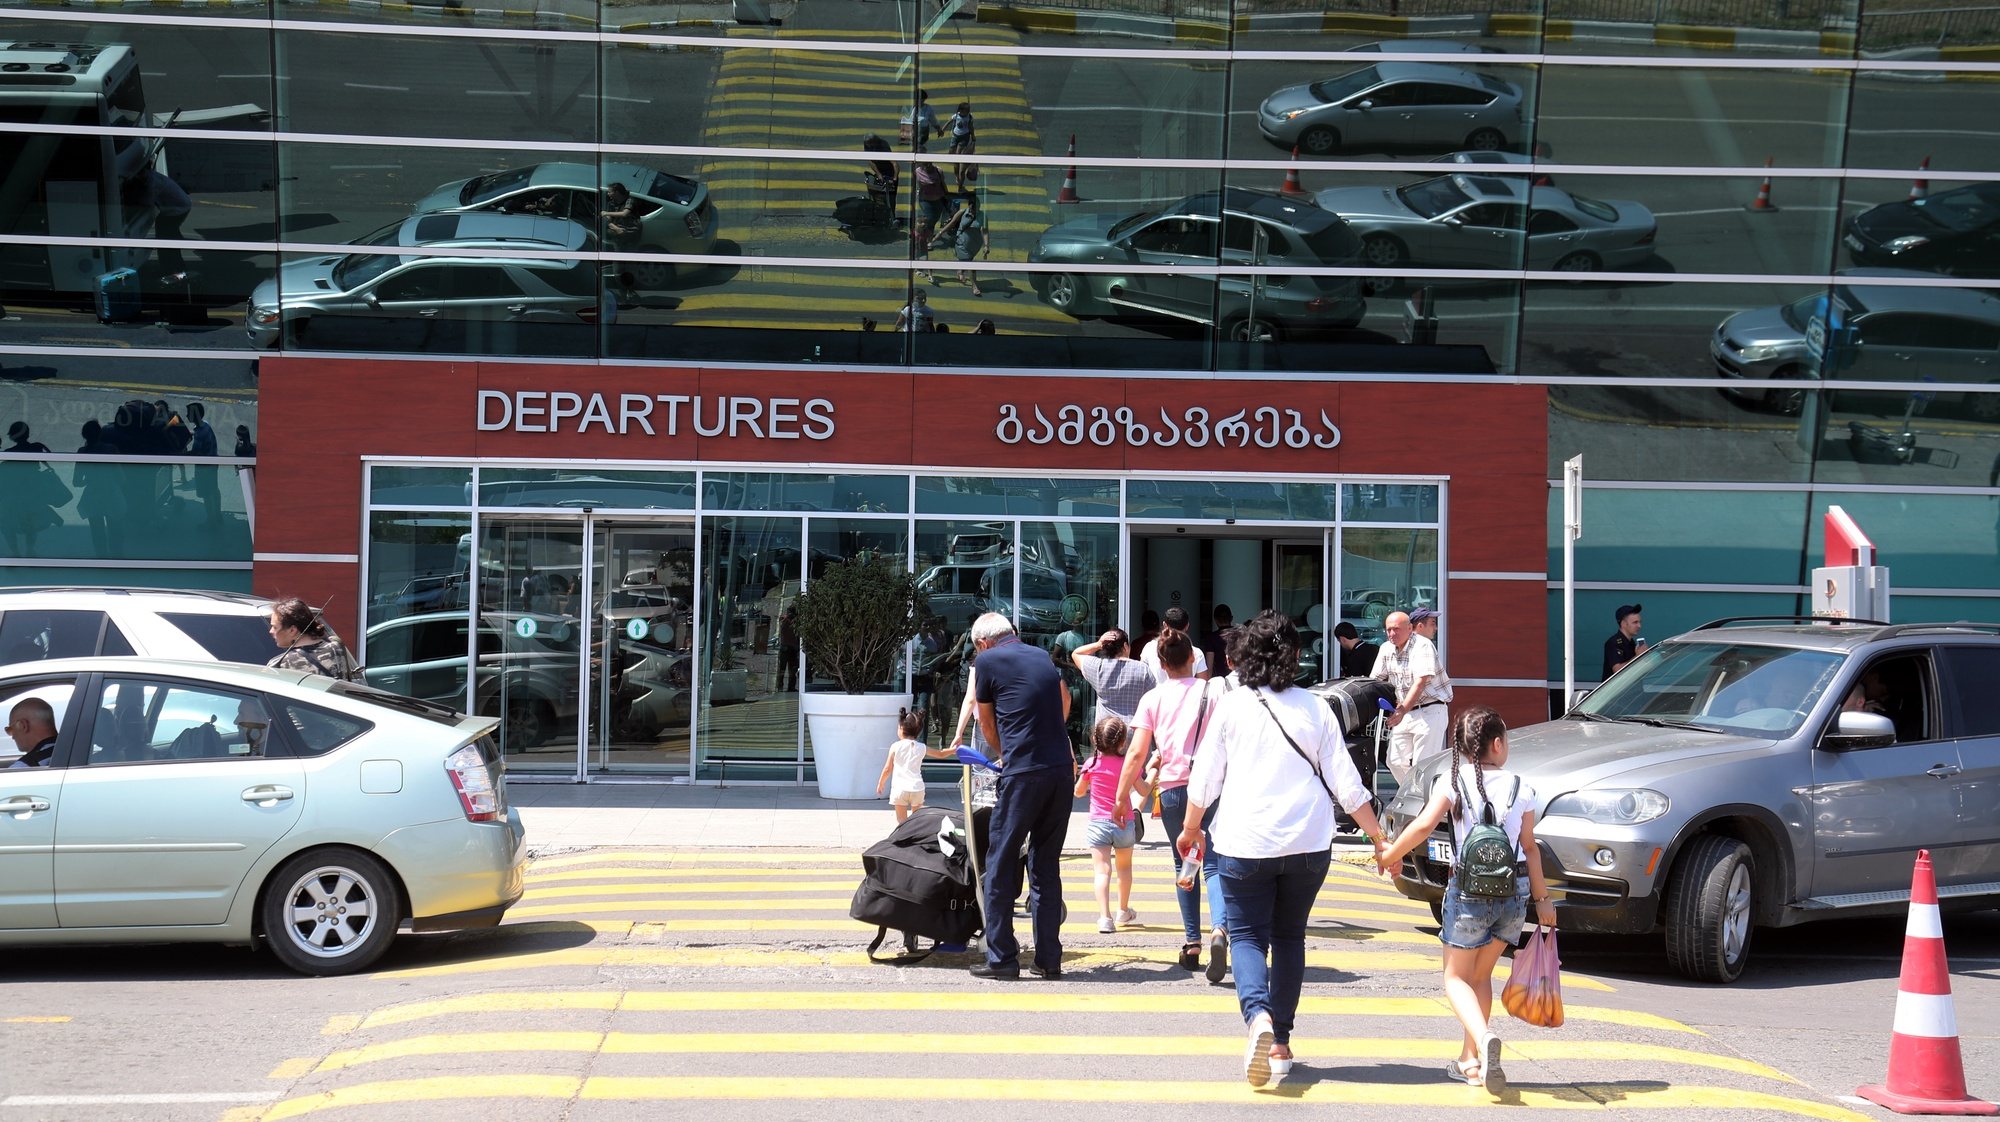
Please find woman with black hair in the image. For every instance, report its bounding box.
[1175,609,1386,1088]
[266,597,363,681]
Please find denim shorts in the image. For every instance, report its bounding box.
[1085,817,1136,849]
[1440,880,1526,950]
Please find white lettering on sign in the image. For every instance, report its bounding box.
[477,391,834,440]
[994,404,1340,451]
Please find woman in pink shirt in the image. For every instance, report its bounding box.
[1074,715,1150,933]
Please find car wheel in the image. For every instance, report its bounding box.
[1764,366,1807,416]
[1359,236,1406,295]
[1968,385,2000,423]
[261,848,403,976]
[1299,126,1340,156]
[1223,315,1281,343]
[629,260,676,290]
[1042,272,1084,314]
[1663,833,1755,983]
[505,696,552,748]
[1553,250,1600,274]
[1465,127,1506,152]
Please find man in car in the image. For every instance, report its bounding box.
[1371,610,1451,787]
[5,697,58,768]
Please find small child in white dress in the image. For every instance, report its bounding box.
[876,707,952,822]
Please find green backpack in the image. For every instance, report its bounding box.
[1456,775,1522,899]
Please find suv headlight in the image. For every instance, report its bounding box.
[1883,234,1930,253]
[1734,343,1784,362]
[1544,788,1669,825]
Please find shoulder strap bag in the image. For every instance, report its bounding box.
[1253,689,1341,809]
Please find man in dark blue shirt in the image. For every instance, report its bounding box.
[971,611,1072,979]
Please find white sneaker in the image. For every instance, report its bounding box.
[1244,1012,1276,1087]
[1116,908,1139,926]
[1268,1056,1294,1085]
[1097,916,1115,934]
[1480,1031,1506,1094]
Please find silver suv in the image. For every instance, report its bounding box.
[1385,617,2000,982]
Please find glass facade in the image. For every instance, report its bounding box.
[3,0,1997,687]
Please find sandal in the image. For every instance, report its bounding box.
[1177,940,1203,970]
[1446,1059,1479,1085]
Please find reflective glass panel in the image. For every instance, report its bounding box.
[915,475,1119,515]
[696,515,804,780]
[1836,175,2000,281]
[1551,487,1809,586]
[369,466,472,507]
[1846,75,2000,177]
[1125,479,1339,521]
[702,473,909,513]
[0,453,251,562]
[478,468,695,510]
[1339,527,1439,644]
[364,510,473,631]
[1535,65,1847,168]
[1341,484,1441,523]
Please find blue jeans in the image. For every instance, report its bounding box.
[1157,785,1222,942]
[982,769,1071,972]
[1218,848,1331,1045]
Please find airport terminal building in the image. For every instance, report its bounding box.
[1,0,1996,781]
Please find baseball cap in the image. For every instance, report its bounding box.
[1615,603,1643,622]
[1409,607,1438,623]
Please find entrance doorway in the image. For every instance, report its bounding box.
[1128,531,1333,684]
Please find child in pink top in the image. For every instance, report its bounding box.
[1074,715,1151,933]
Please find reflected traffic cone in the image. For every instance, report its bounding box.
[1856,850,1998,1116]
[1532,140,1555,187]
[1747,157,1778,213]
[1280,147,1308,197]
[1056,133,1081,204]
[1910,156,1931,201]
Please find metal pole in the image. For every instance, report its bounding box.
[1562,455,1583,712]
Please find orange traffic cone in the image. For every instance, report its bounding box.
[1746,157,1778,213]
[1280,147,1307,197]
[1910,155,1931,201]
[1531,139,1555,187]
[1856,850,1997,1116]
[1056,133,1081,204]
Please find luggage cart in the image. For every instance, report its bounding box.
[957,750,999,952]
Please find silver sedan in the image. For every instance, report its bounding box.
[1314,173,1657,275]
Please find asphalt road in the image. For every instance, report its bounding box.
[2,843,1995,1121]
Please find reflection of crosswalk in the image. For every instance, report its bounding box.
[234,847,1875,1121]
[681,21,1062,331]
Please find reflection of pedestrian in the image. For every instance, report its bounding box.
[969,612,1074,981]
[234,425,256,458]
[185,402,219,526]
[861,133,900,225]
[913,161,948,248]
[129,170,192,272]
[777,604,801,692]
[928,192,985,295]
[907,88,942,152]
[893,289,935,333]
[945,101,977,189]
[75,420,124,555]
[2,422,60,557]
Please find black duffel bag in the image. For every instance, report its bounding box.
[850,805,981,962]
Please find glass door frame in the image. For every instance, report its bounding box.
[1116,521,1338,683]
[474,510,701,782]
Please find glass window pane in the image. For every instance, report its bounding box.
[1234,58,1535,164]
[1805,491,1999,590]
[370,467,472,507]
[0,610,105,662]
[1528,278,1827,393]
[94,679,260,763]
[1339,527,1438,642]
[702,473,908,513]
[696,516,803,780]
[1846,77,2000,177]
[1341,484,1440,523]
[478,468,694,510]
[1125,479,1338,521]
[1552,488,1808,586]
[915,475,1118,516]
[366,511,473,630]
[1545,0,1857,56]
[1536,65,1846,168]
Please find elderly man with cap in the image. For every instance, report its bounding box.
[1603,603,1647,680]
[1370,609,1452,787]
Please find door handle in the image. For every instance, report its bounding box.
[417,308,439,318]
[507,304,528,315]
[242,785,296,805]
[1925,764,1961,779]
[1,795,51,813]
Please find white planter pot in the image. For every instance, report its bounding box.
[802,691,912,800]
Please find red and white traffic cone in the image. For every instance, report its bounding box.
[1746,157,1778,213]
[1056,133,1081,204]
[1280,146,1308,197]
[1910,155,1931,201]
[1856,850,1998,1116]
[1531,139,1555,187]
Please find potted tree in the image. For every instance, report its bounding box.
[792,556,929,799]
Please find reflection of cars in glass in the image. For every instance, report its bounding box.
[1314,174,1657,276]
[1338,587,1398,619]
[1258,63,1524,156]
[244,213,607,348]
[1429,149,1551,186]
[1028,188,1367,341]
[1345,39,1506,54]
[917,560,1069,639]
[1383,619,2000,983]
[1710,269,2000,420]
[364,611,580,748]
[1843,182,2000,278]
[0,658,525,975]
[411,161,719,288]
[0,588,279,680]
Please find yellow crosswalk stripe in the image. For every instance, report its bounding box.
[632,918,1438,945]
[350,990,1684,1033]
[312,1031,1797,1083]
[525,866,1413,898]
[253,1076,1866,1119]
[501,898,1428,927]
[518,881,1428,913]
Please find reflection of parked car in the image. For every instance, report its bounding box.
[1345,39,1506,54]
[1338,587,1398,619]
[0,658,525,975]
[1315,174,1656,276]
[244,213,607,348]
[0,587,278,677]
[411,161,719,289]
[1258,62,1523,156]
[1843,182,2000,278]
[1384,618,2000,983]
[1029,188,1367,341]
[1710,269,2000,420]
[918,559,1069,638]
[364,611,580,748]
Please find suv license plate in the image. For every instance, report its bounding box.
[1427,839,1455,864]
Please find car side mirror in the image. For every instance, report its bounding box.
[362,292,381,308]
[1356,99,1375,111]
[1822,710,1895,751]
[1442,215,1463,226]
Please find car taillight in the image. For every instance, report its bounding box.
[445,742,503,822]
[685,210,706,238]
[1305,296,1331,312]
[1638,226,1656,245]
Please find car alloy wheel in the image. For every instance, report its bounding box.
[1764,366,1807,416]
[1465,128,1505,151]
[1043,273,1082,313]
[629,261,677,290]
[1554,251,1599,273]
[1226,316,1280,343]
[1663,833,1755,983]
[262,848,404,976]
[1299,126,1340,156]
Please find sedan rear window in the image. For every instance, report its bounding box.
[275,699,372,756]
[1576,642,1844,739]
[161,613,281,665]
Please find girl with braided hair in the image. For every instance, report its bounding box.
[1377,705,1556,1095]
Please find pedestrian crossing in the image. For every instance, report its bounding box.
[674,21,1066,332]
[225,844,1880,1122]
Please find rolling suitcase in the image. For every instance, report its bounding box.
[95,268,142,324]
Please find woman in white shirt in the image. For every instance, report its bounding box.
[1377,706,1557,1096]
[1175,610,1386,1089]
